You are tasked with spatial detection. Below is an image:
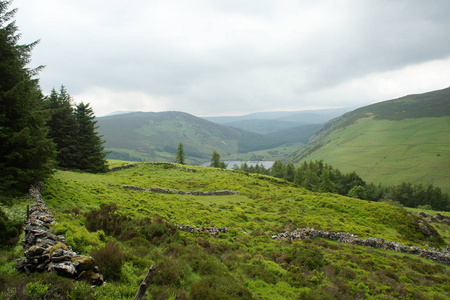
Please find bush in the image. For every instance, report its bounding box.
[190,275,252,300]
[0,208,22,247]
[85,203,130,236]
[91,242,125,281]
[289,243,328,270]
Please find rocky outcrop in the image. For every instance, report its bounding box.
[177,225,228,237]
[108,184,240,196]
[271,227,450,265]
[15,184,104,286]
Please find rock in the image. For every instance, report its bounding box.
[16,183,104,286]
[48,261,76,277]
[72,255,96,272]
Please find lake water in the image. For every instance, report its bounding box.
[201,160,274,170]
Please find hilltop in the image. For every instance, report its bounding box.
[288,87,450,192]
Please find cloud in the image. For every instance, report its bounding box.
[14,0,450,116]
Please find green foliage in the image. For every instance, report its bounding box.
[190,275,252,300]
[291,114,450,193]
[175,142,186,164]
[85,202,130,236]
[25,280,49,299]
[8,163,445,299]
[0,207,22,247]
[44,87,108,172]
[91,242,125,281]
[210,150,227,168]
[0,0,56,194]
[74,102,109,172]
[348,185,367,199]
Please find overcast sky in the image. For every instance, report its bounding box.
[14,0,450,117]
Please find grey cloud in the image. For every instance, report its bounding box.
[14,0,450,116]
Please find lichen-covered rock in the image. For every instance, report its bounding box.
[72,255,96,272]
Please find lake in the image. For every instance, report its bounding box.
[201,160,274,170]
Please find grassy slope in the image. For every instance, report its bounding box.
[97,111,320,164]
[297,117,450,191]
[1,163,449,299]
[290,87,450,192]
[97,112,241,164]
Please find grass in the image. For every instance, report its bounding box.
[295,117,450,192]
[1,162,449,299]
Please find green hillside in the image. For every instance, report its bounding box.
[97,111,241,163]
[2,162,449,299]
[97,111,318,164]
[290,87,450,192]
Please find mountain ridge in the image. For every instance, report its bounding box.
[289,87,450,191]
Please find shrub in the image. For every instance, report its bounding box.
[25,280,49,299]
[190,275,252,300]
[289,243,328,270]
[91,242,125,281]
[0,208,22,247]
[85,203,130,236]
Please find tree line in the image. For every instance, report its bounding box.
[1,1,107,196]
[233,160,450,211]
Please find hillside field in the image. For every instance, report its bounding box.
[293,117,450,192]
[1,161,449,299]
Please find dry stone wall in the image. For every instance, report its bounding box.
[177,225,228,237]
[15,184,104,286]
[271,227,450,265]
[108,184,240,196]
[108,162,197,173]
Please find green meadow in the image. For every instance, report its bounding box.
[2,162,449,299]
[296,117,450,192]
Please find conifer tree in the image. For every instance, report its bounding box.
[175,142,185,164]
[44,86,79,169]
[0,0,56,193]
[284,163,295,182]
[319,168,336,193]
[74,102,108,172]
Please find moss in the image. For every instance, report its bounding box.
[48,242,68,256]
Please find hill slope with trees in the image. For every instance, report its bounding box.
[96,111,320,164]
[288,87,450,192]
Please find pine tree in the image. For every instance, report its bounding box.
[270,160,285,178]
[44,86,79,169]
[0,0,56,193]
[284,163,295,182]
[319,168,336,193]
[74,102,108,172]
[175,143,185,164]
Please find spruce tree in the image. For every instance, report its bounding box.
[0,0,56,193]
[175,143,185,164]
[75,102,108,172]
[44,86,79,169]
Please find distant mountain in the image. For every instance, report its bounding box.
[288,87,450,191]
[96,111,321,164]
[204,107,355,134]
